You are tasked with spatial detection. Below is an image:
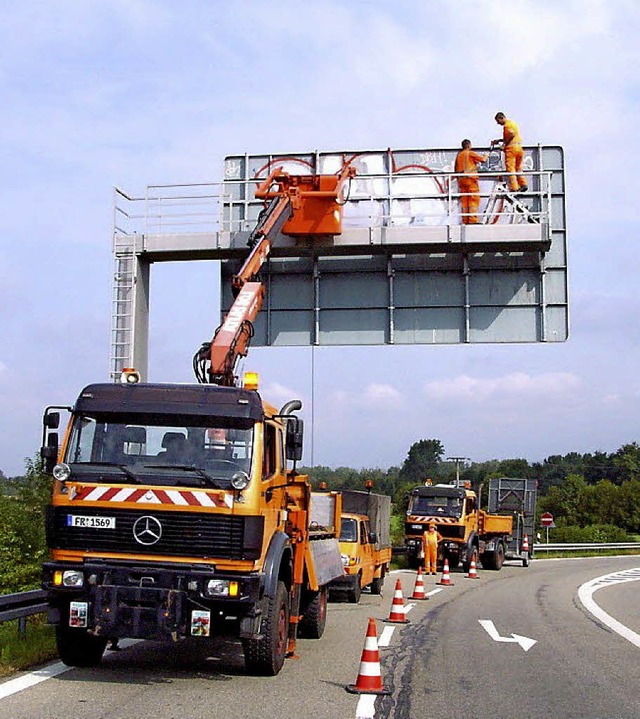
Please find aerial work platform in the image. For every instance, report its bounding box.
[110,146,567,381]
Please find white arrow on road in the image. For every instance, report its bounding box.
[478,619,537,651]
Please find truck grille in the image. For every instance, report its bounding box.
[47,506,263,561]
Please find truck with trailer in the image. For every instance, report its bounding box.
[40,164,356,675]
[328,489,392,603]
[404,477,537,571]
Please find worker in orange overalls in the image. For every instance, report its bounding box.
[454,139,488,224]
[422,524,441,575]
[492,112,528,193]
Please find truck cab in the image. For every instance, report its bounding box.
[330,513,379,603]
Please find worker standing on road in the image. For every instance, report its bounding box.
[492,112,528,194]
[454,139,488,224]
[422,524,441,575]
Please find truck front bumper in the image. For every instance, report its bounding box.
[43,560,264,640]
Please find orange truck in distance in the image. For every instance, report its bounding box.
[328,489,392,603]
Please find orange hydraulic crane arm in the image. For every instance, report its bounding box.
[193,163,356,387]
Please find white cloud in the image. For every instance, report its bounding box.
[424,371,581,404]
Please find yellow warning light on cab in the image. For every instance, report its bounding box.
[120,368,141,384]
[243,372,259,390]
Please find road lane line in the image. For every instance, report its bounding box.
[355,694,377,719]
[378,625,395,647]
[0,639,141,701]
[578,567,640,649]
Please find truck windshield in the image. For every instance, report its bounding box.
[65,415,254,488]
[339,518,358,542]
[410,495,462,518]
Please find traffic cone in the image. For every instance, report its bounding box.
[384,579,410,623]
[437,558,455,586]
[465,558,479,579]
[522,534,530,553]
[345,618,391,695]
[411,567,428,600]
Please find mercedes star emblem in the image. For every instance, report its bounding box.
[132,515,163,545]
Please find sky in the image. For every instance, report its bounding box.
[1,0,639,477]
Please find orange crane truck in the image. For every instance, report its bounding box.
[404,478,536,572]
[328,489,392,603]
[40,163,355,675]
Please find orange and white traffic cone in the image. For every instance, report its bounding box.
[345,618,391,695]
[522,534,530,553]
[411,567,428,600]
[465,558,479,579]
[384,578,410,623]
[437,558,455,586]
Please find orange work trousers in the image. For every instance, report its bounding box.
[458,178,480,224]
[504,145,527,192]
[423,541,438,574]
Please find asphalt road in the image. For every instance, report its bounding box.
[1,556,639,719]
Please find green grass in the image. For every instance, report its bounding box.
[0,615,57,677]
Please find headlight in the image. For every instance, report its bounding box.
[53,463,71,482]
[62,570,84,587]
[206,579,239,597]
[231,471,250,490]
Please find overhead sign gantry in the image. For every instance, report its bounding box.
[110,145,567,381]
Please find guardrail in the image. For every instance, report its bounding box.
[533,542,640,553]
[0,589,48,633]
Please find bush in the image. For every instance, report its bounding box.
[0,457,51,594]
[551,524,629,543]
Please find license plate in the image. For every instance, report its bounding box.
[67,515,116,529]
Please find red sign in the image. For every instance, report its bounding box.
[541,512,554,527]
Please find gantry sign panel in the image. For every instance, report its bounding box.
[220,146,567,346]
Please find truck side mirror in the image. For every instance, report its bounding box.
[40,435,59,475]
[44,411,60,430]
[285,417,304,461]
[368,531,377,544]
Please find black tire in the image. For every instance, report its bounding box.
[348,576,362,604]
[480,552,494,570]
[494,543,505,570]
[370,573,384,595]
[243,581,289,676]
[298,586,327,639]
[407,555,420,570]
[55,625,107,668]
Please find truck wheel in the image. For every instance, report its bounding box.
[55,625,107,668]
[298,586,327,639]
[348,576,362,604]
[480,552,494,570]
[370,574,384,595]
[494,543,505,570]
[243,581,289,676]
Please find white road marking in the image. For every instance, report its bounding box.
[356,693,377,719]
[578,567,640,649]
[426,587,443,597]
[403,603,416,615]
[479,619,537,651]
[378,625,395,647]
[0,639,140,701]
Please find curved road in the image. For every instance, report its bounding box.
[1,556,639,719]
